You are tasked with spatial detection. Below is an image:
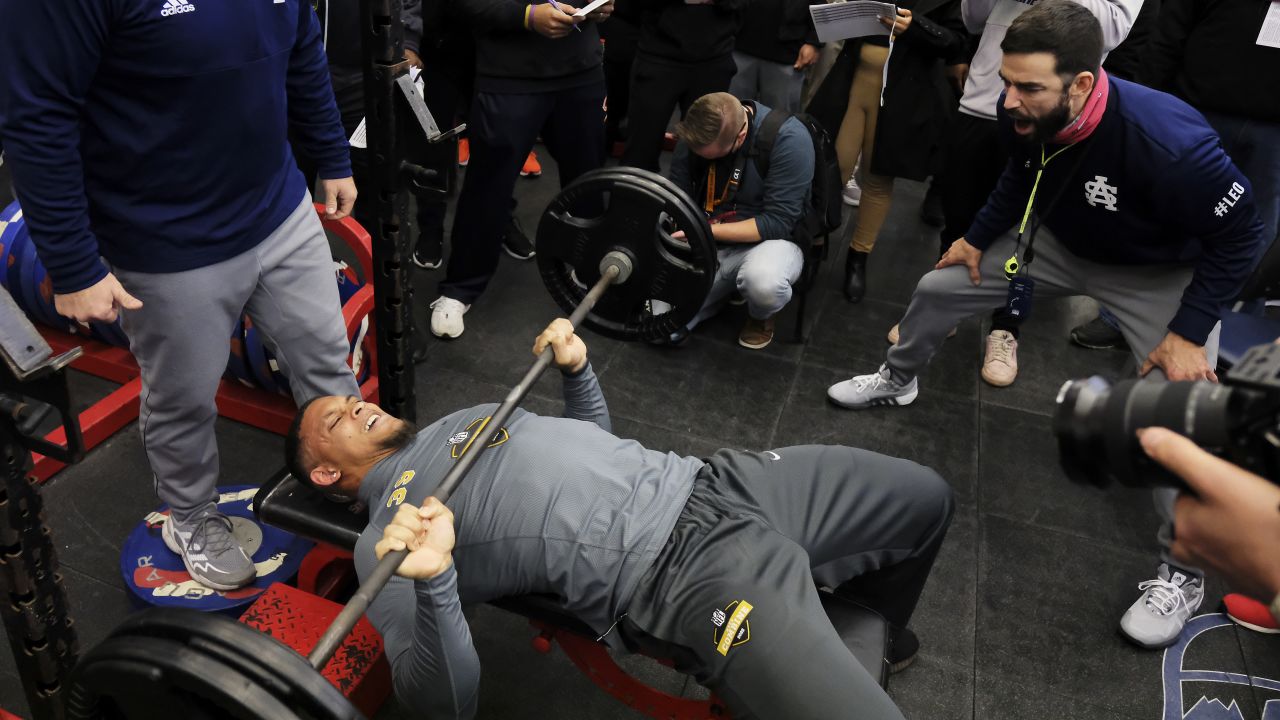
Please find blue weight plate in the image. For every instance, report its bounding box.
[23,229,74,331]
[119,484,313,616]
[18,224,51,325]
[224,317,255,387]
[0,201,21,292]
[242,318,281,395]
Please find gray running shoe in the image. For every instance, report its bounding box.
[163,508,256,591]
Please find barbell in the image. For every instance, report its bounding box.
[64,166,718,719]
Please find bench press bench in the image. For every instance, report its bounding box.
[253,469,893,718]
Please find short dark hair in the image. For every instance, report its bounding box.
[675,92,742,148]
[285,396,322,485]
[1002,0,1103,81]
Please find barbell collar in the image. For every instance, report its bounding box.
[308,264,621,670]
[599,250,634,286]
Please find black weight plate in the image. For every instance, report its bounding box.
[67,635,298,720]
[536,167,716,342]
[81,607,363,720]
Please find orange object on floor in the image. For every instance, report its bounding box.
[520,150,542,177]
[457,137,469,166]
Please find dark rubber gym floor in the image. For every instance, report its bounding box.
[2,154,1278,719]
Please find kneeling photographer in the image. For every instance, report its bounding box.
[1056,342,1280,641]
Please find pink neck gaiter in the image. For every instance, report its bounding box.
[1052,68,1109,144]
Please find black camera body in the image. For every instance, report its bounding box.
[1053,342,1280,488]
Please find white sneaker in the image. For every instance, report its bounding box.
[1119,563,1204,649]
[827,364,918,409]
[842,175,862,207]
[980,330,1018,387]
[429,296,470,339]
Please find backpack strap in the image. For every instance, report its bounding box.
[750,108,793,181]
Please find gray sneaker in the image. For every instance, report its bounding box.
[1119,563,1204,649]
[827,364,919,409]
[163,509,256,591]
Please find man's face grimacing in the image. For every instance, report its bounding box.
[298,395,416,496]
[999,52,1092,144]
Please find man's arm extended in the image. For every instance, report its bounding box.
[533,319,612,432]
[358,522,481,720]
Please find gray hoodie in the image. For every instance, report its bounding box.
[958,0,1144,120]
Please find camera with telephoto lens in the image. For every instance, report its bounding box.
[1053,342,1280,488]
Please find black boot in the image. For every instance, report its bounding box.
[844,249,869,303]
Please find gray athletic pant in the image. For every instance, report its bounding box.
[885,227,1220,575]
[622,445,954,720]
[729,52,804,113]
[115,195,360,522]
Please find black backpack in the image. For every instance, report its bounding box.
[750,110,844,254]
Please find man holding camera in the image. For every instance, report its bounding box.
[826,0,1269,647]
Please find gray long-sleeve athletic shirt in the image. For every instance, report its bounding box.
[353,365,703,719]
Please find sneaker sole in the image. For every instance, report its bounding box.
[980,368,1016,387]
[1226,612,1280,634]
[1069,334,1128,351]
[412,257,443,270]
[520,171,542,178]
[503,247,536,261]
[888,653,917,674]
[738,336,772,350]
[828,386,918,410]
[431,327,464,339]
[161,518,254,592]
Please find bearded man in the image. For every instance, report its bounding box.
[824,0,1268,649]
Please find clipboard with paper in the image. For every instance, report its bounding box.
[808,0,898,43]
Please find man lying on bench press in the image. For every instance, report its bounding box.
[286,319,953,720]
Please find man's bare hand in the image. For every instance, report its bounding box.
[534,318,588,373]
[404,49,423,69]
[1139,427,1280,601]
[936,237,984,286]
[54,273,143,324]
[1140,331,1217,382]
[794,43,820,70]
[375,499,456,581]
[530,2,579,38]
[321,177,358,220]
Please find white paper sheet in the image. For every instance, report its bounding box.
[809,1,896,43]
[573,0,610,17]
[1258,1,1280,48]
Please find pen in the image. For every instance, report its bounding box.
[547,0,582,31]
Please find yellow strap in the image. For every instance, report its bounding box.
[1016,144,1072,235]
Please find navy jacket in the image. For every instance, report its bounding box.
[669,103,814,243]
[0,0,350,293]
[966,77,1267,345]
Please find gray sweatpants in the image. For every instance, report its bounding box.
[729,52,805,113]
[116,196,360,522]
[623,446,954,720]
[886,227,1220,573]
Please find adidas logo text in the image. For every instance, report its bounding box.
[161,0,196,16]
